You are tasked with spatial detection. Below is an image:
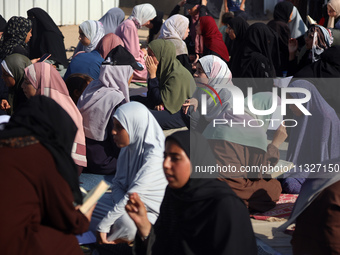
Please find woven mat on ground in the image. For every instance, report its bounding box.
[251,194,298,221]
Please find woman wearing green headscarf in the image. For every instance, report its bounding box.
[1,54,32,115]
[203,92,287,213]
[134,39,193,130]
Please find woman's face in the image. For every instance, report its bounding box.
[25,29,32,43]
[226,24,236,40]
[328,4,337,17]
[21,74,37,98]
[147,48,158,65]
[78,28,91,46]
[194,62,208,80]
[1,66,15,88]
[143,20,152,27]
[163,140,191,189]
[112,118,130,148]
[183,27,190,40]
[195,21,202,35]
[288,10,293,23]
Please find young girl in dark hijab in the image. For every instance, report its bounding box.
[231,23,279,95]
[0,16,32,60]
[126,130,257,255]
[225,16,249,67]
[27,8,68,69]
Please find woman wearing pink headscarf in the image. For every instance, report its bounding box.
[22,62,87,172]
[115,3,156,82]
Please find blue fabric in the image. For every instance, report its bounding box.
[64,50,104,80]
[281,80,340,194]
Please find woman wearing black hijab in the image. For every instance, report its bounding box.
[226,16,249,69]
[267,1,293,76]
[27,7,69,68]
[147,10,164,43]
[126,130,257,255]
[231,23,280,95]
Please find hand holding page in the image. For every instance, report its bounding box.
[79,180,110,214]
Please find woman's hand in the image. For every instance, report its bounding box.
[125,193,151,238]
[96,231,118,244]
[31,58,40,64]
[201,0,207,6]
[182,98,198,114]
[0,99,10,110]
[75,203,97,222]
[145,56,158,79]
[155,103,165,111]
[271,123,288,149]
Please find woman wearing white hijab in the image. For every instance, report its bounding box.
[327,0,340,29]
[74,20,105,55]
[77,45,143,175]
[115,3,156,82]
[91,101,167,244]
[159,14,191,72]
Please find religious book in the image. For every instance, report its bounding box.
[79,180,110,214]
[267,160,295,179]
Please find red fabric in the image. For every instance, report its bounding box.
[250,194,298,221]
[199,16,229,62]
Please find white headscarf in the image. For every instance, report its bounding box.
[288,6,308,38]
[96,102,167,233]
[327,0,340,28]
[79,20,105,52]
[193,55,235,122]
[128,3,156,28]
[159,14,189,56]
[77,63,133,141]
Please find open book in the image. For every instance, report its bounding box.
[79,180,110,214]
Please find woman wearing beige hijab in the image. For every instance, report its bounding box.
[327,0,340,29]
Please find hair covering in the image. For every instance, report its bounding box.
[96,101,167,233]
[128,3,156,29]
[192,55,235,122]
[0,15,7,32]
[273,1,294,23]
[0,95,82,204]
[63,50,104,80]
[226,16,249,58]
[288,6,308,39]
[148,39,193,114]
[232,22,279,83]
[203,91,277,152]
[95,33,124,59]
[281,80,340,194]
[145,130,257,255]
[158,14,189,56]
[0,16,32,60]
[99,7,125,34]
[115,19,148,82]
[199,16,230,62]
[77,50,133,141]
[1,54,31,115]
[307,25,333,62]
[24,62,87,167]
[27,7,68,67]
[327,0,340,28]
[79,20,105,53]
[148,10,164,43]
[293,46,340,115]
